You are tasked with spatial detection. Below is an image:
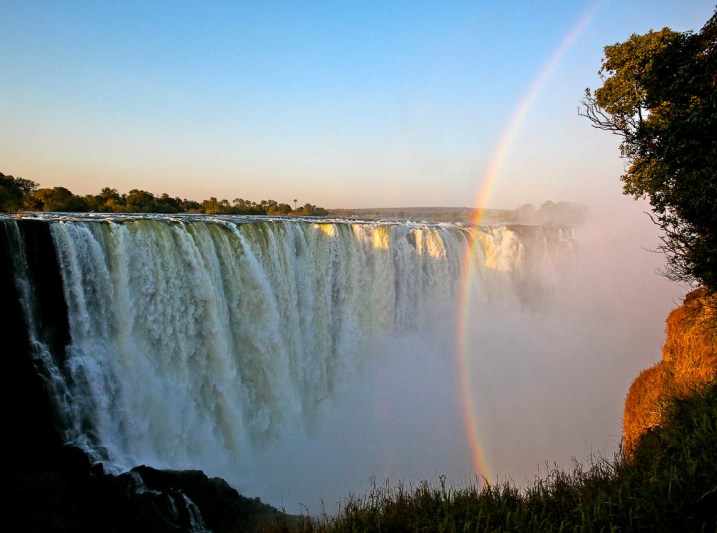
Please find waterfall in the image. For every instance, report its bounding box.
[1,221,82,449]
[2,214,575,507]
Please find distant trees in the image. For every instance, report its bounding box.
[291,203,328,217]
[512,201,588,226]
[581,11,717,290]
[0,171,328,217]
[0,173,40,212]
[34,187,89,212]
[84,187,124,212]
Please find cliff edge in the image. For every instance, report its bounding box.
[624,288,717,455]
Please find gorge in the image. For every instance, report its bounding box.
[0,212,679,526]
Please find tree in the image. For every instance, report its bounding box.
[581,11,717,290]
[514,203,536,223]
[155,193,183,214]
[202,197,233,214]
[34,187,88,212]
[85,187,126,212]
[292,203,328,217]
[0,173,25,212]
[267,202,292,215]
[12,177,40,196]
[125,189,158,213]
[181,198,202,212]
[0,173,39,212]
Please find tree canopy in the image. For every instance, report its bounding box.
[582,10,717,290]
[0,172,327,217]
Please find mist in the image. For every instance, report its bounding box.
[227,199,683,515]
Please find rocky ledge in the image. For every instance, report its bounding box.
[3,445,292,532]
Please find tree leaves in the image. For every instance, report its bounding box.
[581,11,717,290]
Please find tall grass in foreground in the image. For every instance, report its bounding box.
[265,381,717,532]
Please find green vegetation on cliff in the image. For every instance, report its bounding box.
[0,172,328,216]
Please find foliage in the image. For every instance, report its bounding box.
[35,187,89,212]
[264,382,717,532]
[0,172,39,212]
[581,11,717,290]
[0,171,328,217]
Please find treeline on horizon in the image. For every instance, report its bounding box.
[2,170,589,224]
[0,171,328,216]
[329,201,589,225]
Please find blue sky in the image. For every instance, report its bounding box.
[1,0,713,209]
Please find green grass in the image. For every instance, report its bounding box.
[265,381,717,532]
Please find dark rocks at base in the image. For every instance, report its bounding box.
[1,220,294,532]
[0,221,67,473]
[4,446,293,532]
[133,465,288,533]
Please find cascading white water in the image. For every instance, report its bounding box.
[44,216,571,478]
[0,214,586,512]
[2,209,686,518]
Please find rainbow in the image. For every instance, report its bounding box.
[457,1,604,484]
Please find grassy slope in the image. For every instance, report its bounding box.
[265,381,717,532]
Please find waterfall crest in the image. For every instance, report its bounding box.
[3,216,575,481]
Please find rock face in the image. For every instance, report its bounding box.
[0,221,70,473]
[623,288,717,455]
[0,221,290,532]
[4,445,288,532]
[132,466,286,533]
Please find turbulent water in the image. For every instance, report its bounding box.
[5,214,580,510]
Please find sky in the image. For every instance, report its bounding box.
[1,0,714,209]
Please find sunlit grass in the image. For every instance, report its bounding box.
[265,380,717,532]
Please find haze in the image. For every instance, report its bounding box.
[225,202,684,513]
